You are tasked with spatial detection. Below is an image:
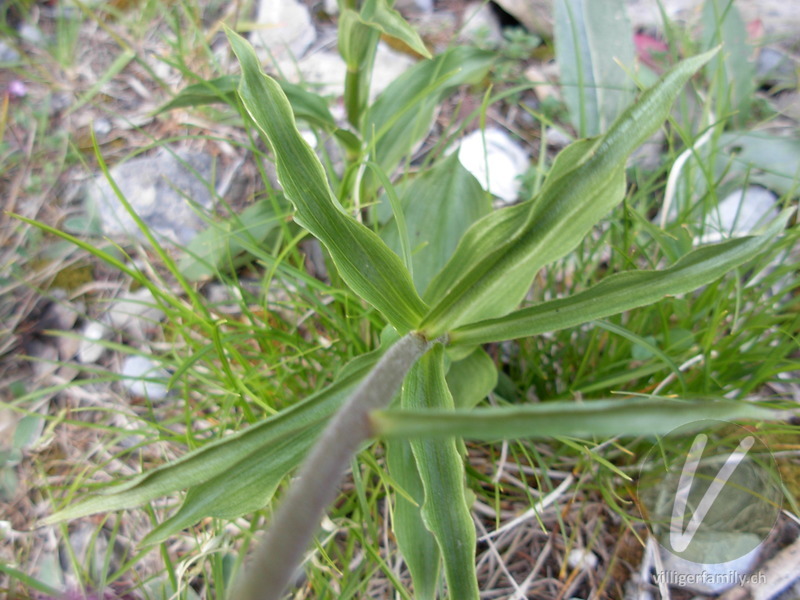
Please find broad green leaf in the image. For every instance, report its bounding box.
[446,348,497,409]
[178,197,288,281]
[381,153,492,294]
[554,0,636,136]
[702,0,755,127]
[448,209,792,345]
[373,398,768,441]
[364,46,494,180]
[419,49,719,337]
[404,346,478,599]
[44,350,380,526]
[228,29,428,332]
[386,440,441,600]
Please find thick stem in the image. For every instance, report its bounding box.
[233,332,433,600]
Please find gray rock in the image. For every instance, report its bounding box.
[395,0,434,12]
[86,150,215,245]
[700,186,778,244]
[460,2,503,47]
[250,0,316,61]
[107,288,165,338]
[18,23,45,46]
[493,0,555,37]
[0,40,20,63]
[77,321,110,364]
[120,355,169,401]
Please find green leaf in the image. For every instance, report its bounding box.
[448,209,792,345]
[385,440,441,600]
[419,49,719,337]
[364,46,494,180]
[554,0,636,136]
[44,351,380,527]
[717,132,800,198]
[359,0,431,60]
[157,74,360,154]
[373,398,769,440]
[227,28,427,332]
[446,348,497,409]
[178,198,288,281]
[702,0,755,127]
[404,346,478,599]
[155,74,239,113]
[381,153,492,294]
[143,425,322,545]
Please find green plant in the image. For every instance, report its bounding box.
[31,2,798,599]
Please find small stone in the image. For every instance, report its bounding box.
[460,2,503,47]
[250,0,316,61]
[107,288,165,338]
[370,42,417,101]
[545,127,573,149]
[699,186,778,244]
[457,128,529,204]
[77,322,110,364]
[120,355,169,401]
[85,149,215,245]
[567,548,599,570]
[395,0,434,12]
[0,40,20,63]
[493,0,555,37]
[18,23,45,46]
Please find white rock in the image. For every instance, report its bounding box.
[700,186,778,244]
[457,128,529,204]
[567,548,599,570]
[289,42,415,102]
[120,356,169,401]
[369,42,417,101]
[108,288,165,338]
[460,2,503,47]
[395,0,434,12]
[77,321,110,364]
[250,0,316,61]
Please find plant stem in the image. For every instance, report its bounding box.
[232,331,434,600]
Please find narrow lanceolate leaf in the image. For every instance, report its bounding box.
[364,46,494,182]
[419,48,719,338]
[404,346,479,599]
[43,351,380,527]
[227,29,427,332]
[448,210,793,346]
[554,0,636,136]
[373,398,769,441]
[386,440,441,600]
